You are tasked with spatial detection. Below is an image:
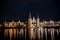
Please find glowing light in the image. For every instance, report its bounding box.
[44,21,48,24]
[40,22,43,26]
[50,20,54,24]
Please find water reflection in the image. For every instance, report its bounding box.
[37,28,40,40]
[45,28,47,40]
[1,27,60,40]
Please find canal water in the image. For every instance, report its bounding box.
[0,26,60,40]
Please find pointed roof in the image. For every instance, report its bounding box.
[18,20,20,22]
[12,20,14,22]
[29,11,31,19]
[18,20,20,23]
[33,17,35,20]
[37,12,39,19]
[33,16,36,22]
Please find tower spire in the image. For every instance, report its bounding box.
[37,12,39,19]
[29,11,31,19]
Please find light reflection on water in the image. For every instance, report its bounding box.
[2,27,60,40]
[4,28,27,40]
[4,27,42,40]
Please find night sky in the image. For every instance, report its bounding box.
[0,0,60,21]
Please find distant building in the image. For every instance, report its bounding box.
[1,12,60,27]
